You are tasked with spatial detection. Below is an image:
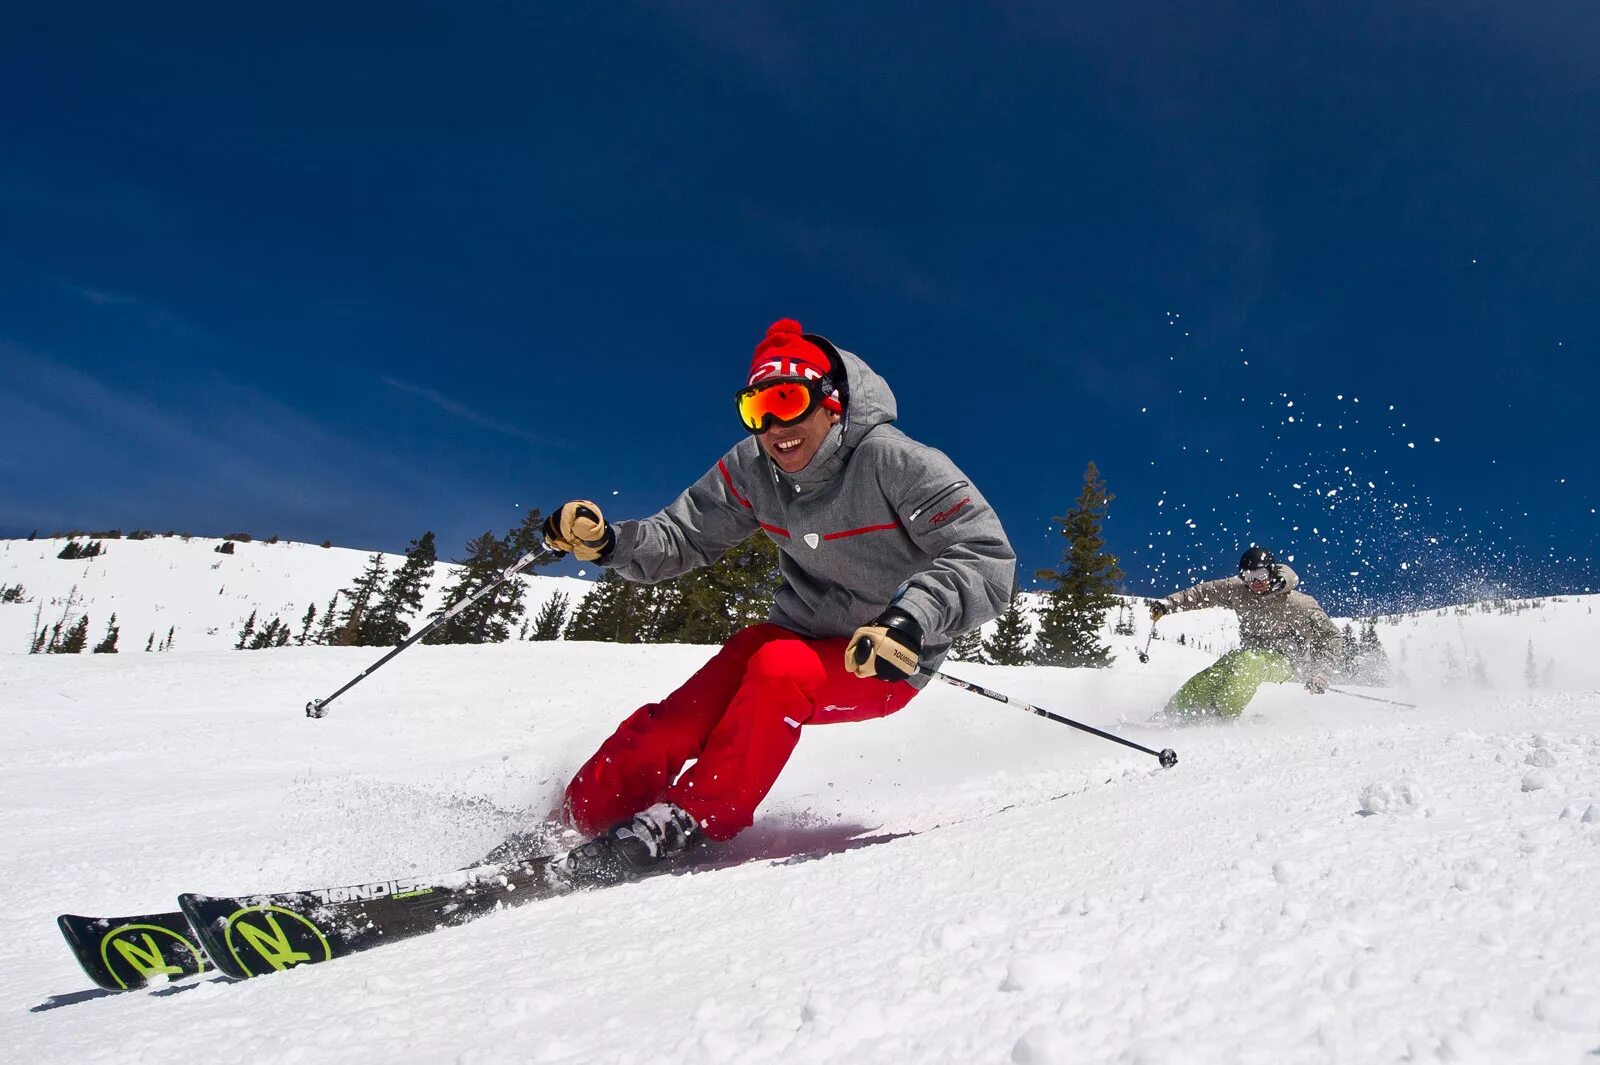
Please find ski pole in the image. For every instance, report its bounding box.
[1136,624,1157,664]
[1327,686,1417,709]
[920,668,1178,769]
[306,542,566,719]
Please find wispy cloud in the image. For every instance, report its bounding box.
[0,343,485,544]
[381,376,545,445]
[37,268,219,344]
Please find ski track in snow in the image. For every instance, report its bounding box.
[3,542,1600,1063]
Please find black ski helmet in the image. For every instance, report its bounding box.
[1238,547,1276,572]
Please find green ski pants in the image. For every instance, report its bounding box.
[1165,648,1295,719]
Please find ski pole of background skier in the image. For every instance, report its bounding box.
[1136,622,1157,664]
[305,543,566,719]
[920,668,1178,768]
[1327,686,1417,709]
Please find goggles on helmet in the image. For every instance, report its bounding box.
[735,378,829,434]
[1239,566,1272,584]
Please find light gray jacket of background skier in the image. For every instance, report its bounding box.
[1158,564,1345,678]
[604,343,1015,685]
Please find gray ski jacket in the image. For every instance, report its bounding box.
[604,341,1015,686]
[1158,564,1346,678]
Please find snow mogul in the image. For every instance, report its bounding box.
[1147,547,1345,719]
[540,319,1015,881]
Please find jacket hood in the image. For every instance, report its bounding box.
[773,338,898,486]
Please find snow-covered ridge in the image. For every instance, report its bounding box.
[7,534,1598,695]
[0,535,592,654]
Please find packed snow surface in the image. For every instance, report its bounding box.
[3,541,1600,1062]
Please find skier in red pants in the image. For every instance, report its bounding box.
[543,319,1014,882]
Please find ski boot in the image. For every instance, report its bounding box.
[560,802,703,886]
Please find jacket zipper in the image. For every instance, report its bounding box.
[908,481,969,522]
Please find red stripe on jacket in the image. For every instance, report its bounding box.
[718,460,752,509]
[823,522,901,541]
[720,460,789,536]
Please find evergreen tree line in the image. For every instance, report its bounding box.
[240,512,567,650]
[26,585,123,654]
[1341,618,1392,685]
[57,539,106,560]
[561,533,783,645]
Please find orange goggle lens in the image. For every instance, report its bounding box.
[735,379,823,433]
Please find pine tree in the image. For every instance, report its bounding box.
[424,532,526,644]
[363,532,437,645]
[92,614,120,653]
[32,628,49,654]
[650,533,782,644]
[332,554,389,646]
[1032,462,1123,668]
[1524,640,1538,689]
[530,591,570,640]
[949,626,986,664]
[145,632,155,652]
[312,594,340,644]
[58,614,91,654]
[296,603,318,645]
[983,578,1034,666]
[235,609,258,650]
[505,509,549,559]
[162,625,175,652]
[565,572,658,643]
[249,617,288,650]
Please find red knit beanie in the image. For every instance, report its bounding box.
[746,319,842,412]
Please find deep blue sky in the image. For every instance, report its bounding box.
[4,3,1596,614]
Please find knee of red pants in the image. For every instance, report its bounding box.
[741,636,830,704]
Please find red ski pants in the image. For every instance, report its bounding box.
[563,623,919,841]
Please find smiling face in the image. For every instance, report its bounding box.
[759,403,841,473]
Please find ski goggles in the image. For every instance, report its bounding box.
[1239,566,1272,584]
[735,378,828,434]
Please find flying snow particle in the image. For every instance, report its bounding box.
[1407,442,1416,449]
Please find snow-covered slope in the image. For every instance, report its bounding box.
[4,540,1598,1060]
[0,535,592,653]
[5,584,1599,1062]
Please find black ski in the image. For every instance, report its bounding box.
[57,910,212,991]
[178,853,577,980]
[57,829,565,991]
